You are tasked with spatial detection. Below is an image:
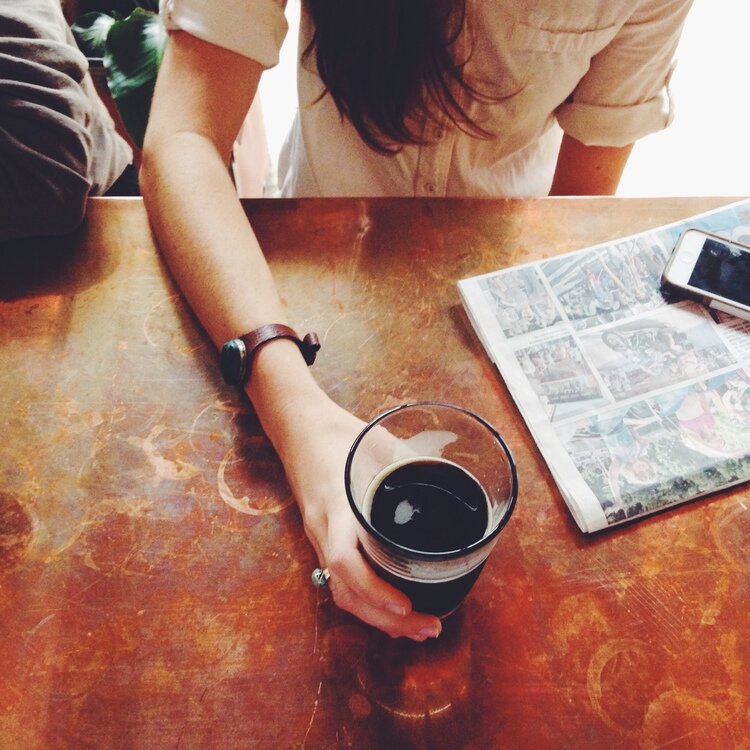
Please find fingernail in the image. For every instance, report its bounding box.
[417,626,441,639]
[386,602,407,617]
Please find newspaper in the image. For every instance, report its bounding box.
[458,200,750,532]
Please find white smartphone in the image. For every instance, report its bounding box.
[661,228,750,321]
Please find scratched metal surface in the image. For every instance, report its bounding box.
[1,196,748,749]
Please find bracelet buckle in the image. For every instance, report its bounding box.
[220,324,320,386]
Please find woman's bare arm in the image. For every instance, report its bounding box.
[140,31,442,641]
[550,133,633,196]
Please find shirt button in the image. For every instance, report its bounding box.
[424,182,436,194]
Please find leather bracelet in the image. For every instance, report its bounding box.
[220,324,321,386]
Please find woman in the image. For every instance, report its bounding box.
[141,0,692,640]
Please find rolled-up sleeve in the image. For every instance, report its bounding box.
[160,0,288,68]
[556,0,693,147]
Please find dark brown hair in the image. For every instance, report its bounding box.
[304,0,491,154]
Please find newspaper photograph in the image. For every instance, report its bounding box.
[458,200,750,532]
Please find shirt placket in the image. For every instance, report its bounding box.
[413,121,456,197]
[412,0,472,198]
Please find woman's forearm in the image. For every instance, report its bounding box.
[140,131,284,344]
[140,129,323,448]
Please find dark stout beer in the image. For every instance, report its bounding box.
[363,457,490,616]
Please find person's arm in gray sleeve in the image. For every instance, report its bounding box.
[0,0,131,241]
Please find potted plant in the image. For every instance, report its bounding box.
[66,0,270,196]
[70,0,166,152]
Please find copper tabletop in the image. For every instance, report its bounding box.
[1,197,747,749]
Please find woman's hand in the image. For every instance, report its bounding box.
[271,392,443,641]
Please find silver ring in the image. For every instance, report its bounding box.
[311,567,330,587]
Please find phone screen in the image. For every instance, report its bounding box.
[688,237,750,306]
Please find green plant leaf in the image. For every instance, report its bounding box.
[104,8,166,148]
[105,9,165,97]
[71,11,116,58]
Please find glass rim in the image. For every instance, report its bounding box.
[344,401,518,561]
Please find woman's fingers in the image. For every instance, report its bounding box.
[323,515,442,641]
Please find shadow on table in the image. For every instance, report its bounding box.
[0,221,118,301]
[322,605,482,749]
